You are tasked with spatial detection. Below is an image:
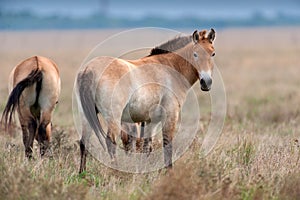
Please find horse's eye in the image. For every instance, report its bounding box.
[211,52,215,57]
[193,52,198,58]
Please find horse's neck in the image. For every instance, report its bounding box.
[152,52,199,86]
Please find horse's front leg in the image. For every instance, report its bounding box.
[141,122,153,155]
[37,122,51,157]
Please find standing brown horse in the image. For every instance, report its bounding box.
[77,29,216,173]
[1,56,61,158]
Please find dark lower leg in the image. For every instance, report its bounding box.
[121,131,133,153]
[106,133,116,159]
[21,124,31,158]
[26,119,37,159]
[141,122,152,154]
[163,134,173,169]
[37,122,50,157]
[127,134,134,152]
[79,139,87,173]
[143,137,153,155]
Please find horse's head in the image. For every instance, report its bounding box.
[191,29,216,91]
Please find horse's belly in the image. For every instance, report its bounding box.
[121,95,162,123]
[121,106,149,123]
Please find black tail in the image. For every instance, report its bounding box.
[77,70,106,149]
[1,68,43,130]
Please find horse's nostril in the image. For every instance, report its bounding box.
[200,78,205,86]
[200,78,208,89]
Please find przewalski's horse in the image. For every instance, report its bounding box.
[1,56,61,158]
[77,29,216,173]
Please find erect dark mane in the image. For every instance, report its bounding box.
[149,35,192,56]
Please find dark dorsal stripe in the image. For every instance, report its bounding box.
[149,35,192,56]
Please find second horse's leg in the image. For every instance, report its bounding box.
[106,122,119,160]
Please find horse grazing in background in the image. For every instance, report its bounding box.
[77,29,216,173]
[1,56,61,158]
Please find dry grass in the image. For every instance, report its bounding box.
[0,27,300,199]
[147,123,300,200]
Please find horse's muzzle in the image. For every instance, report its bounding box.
[200,72,212,91]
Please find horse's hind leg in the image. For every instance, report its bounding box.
[37,111,52,157]
[121,123,130,152]
[79,138,88,173]
[162,112,178,169]
[26,118,37,159]
[20,122,30,158]
[106,122,119,160]
[121,122,137,153]
[79,122,91,173]
[19,109,35,159]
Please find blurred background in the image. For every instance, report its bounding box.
[1,1,300,199]
[0,0,300,30]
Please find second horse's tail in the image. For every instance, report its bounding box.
[1,68,43,130]
[77,70,106,149]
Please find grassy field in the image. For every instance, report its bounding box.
[0,27,300,200]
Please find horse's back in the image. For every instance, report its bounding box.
[82,56,132,79]
[11,56,59,87]
[81,56,185,122]
[11,56,39,89]
[10,56,60,109]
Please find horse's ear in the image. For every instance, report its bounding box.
[207,28,216,43]
[192,30,199,43]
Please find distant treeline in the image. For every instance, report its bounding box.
[1,11,300,30]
